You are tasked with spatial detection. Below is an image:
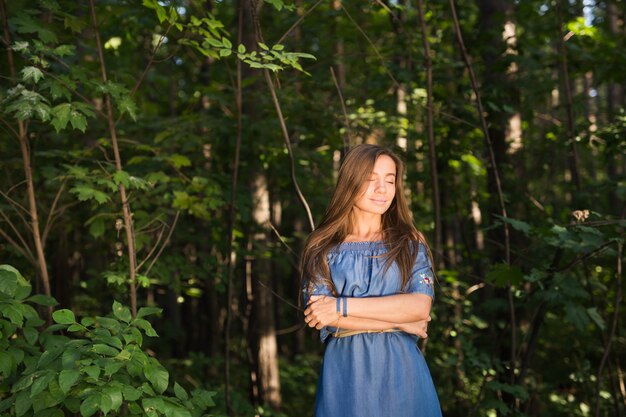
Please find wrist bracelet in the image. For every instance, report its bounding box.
[336,297,341,315]
[342,297,348,317]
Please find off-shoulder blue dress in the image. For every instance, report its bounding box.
[305,241,442,417]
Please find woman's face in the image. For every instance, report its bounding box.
[353,155,397,216]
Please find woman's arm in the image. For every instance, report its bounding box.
[305,313,431,338]
[306,293,431,325]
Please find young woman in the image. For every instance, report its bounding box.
[301,144,442,417]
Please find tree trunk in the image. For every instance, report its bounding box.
[241,0,282,410]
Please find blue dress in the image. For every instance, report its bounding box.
[305,241,442,417]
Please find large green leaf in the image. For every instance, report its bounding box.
[144,360,169,394]
[112,300,132,323]
[0,266,18,296]
[59,369,80,394]
[52,309,75,325]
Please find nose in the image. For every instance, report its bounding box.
[374,179,387,193]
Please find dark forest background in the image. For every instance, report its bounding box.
[0,0,625,416]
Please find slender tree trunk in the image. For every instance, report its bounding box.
[88,0,138,317]
[242,0,282,409]
[555,0,583,194]
[1,0,52,305]
[416,0,442,265]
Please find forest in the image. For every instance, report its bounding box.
[0,0,625,416]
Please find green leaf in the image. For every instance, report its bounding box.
[26,294,58,306]
[15,389,32,417]
[70,185,110,204]
[92,344,119,356]
[12,374,36,393]
[21,66,44,84]
[122,385,142,401]
[113,171,130,188]
[104,388,123,413]
[485,263,524,287]
[67,323,85,332]
[69,108,88,132]
[53,44,75,57]
[104,361,123,376]
[112,301,132,323]
[80,393,100,417]
[83,365,100,380]
[134,318,158,337]
[494,215,533,236]
[565,303,590,331]
[222,37,232,49]
[4,304,24,326]
[238,44,246,53]
[88,217,105,238]
[144,361,169,394]
[0,266,18,296]
[0,351,14,377]
[63,15,87,33]
[23,326,38,345]
[59,369,80,394]
[30,372,54,397]
[258,42,269,50]
[61,349,81,369]
[205,37,223,48]
[52,309,75,324]
[136,307,162,319]
[50,103,71,132]
[219,48,232,57]
[170,154,191,168]
[118,96,137,121]
[174,382,188,401]
[587,307,606,330]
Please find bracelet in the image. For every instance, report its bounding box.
[336,297,341,315]
[342,297,348,317]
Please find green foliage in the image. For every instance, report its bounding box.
[0,265,216,417]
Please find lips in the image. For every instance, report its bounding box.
[370,199,387,205]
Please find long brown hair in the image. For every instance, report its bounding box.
[300,144,432,295]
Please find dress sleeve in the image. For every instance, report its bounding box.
[404,243,435,300]
[302,278,334,343]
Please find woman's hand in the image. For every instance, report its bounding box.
[304,295,340,330]
[398,316,431,338]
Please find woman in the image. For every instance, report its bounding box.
[301,144,442,417]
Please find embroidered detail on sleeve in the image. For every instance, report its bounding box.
[419,272,433,286]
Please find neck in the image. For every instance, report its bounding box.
[348,208,383,241]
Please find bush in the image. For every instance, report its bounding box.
[0,264,216,417]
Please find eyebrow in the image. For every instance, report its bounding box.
[369,172,396,177]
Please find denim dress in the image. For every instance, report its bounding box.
[305,241,442,417]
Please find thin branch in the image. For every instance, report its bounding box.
[558,240,615,273]
[0,189,31,218]
[42,180,67,244]
[256,279,303,312]
[275,0,324,45]
[135,222,166,272]
[330,66,351,149]
[40,69,107,119]
[556,0,582,192]
[0,227,35,264]
[0,116,20,139]
[448,0,514,384]
[263,69,315,232]
[594,243,622,417]
[340,4,398,86]
[268,221,299,261]
[338,3,478,131]
[143,211,179,276]
[89,0,138,318]
[416,0,442,266]
[224,7,244,412]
